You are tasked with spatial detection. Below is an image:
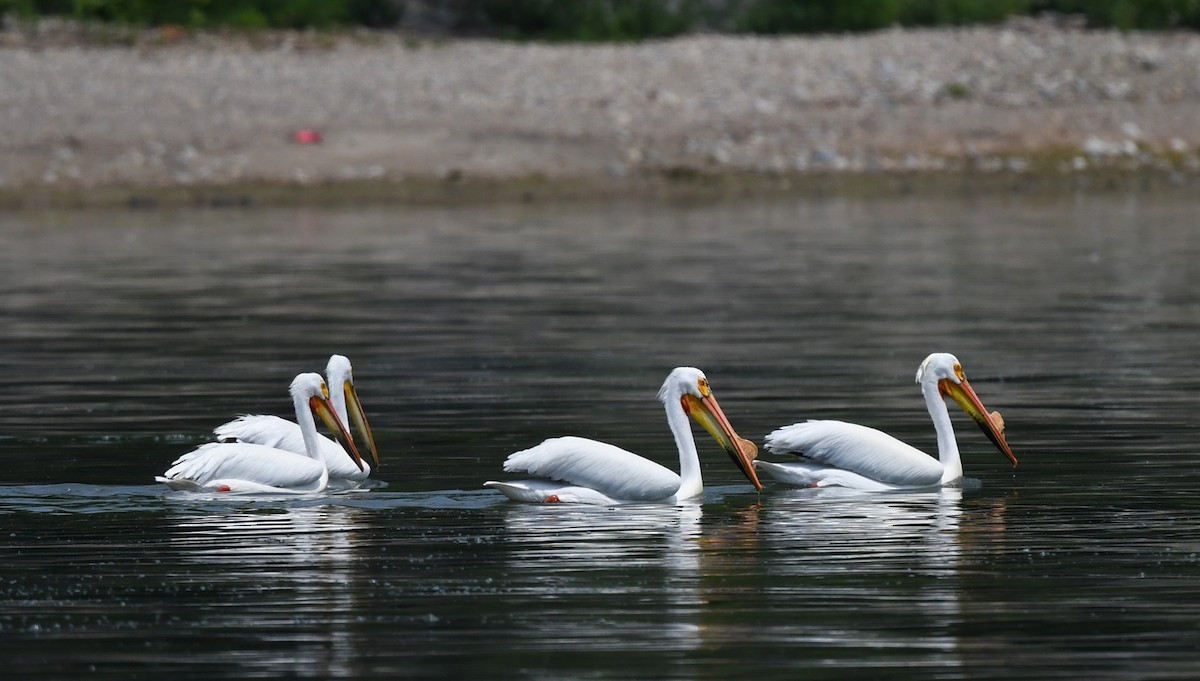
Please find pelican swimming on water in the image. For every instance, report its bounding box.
[485,367,763,504]
[755,353,1017,490]
[156,373,364,493]
[213,355,379,488]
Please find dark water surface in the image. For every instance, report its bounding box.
[1,194,1198,679]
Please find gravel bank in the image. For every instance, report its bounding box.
[3,19,1200,205]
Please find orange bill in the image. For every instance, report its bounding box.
[343,380,380,468]
[681,391,763,492]
[310,394,365,472]
[940,377,1018,467]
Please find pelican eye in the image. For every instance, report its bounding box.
[321,382,330,399]
[697,378,710,397]
[953,364,964,381]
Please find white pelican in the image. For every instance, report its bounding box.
[213,355,379,488]
[156,373,364,493]
[755,353,1017,490]
[485,367,763,504]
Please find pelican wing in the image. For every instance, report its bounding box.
[214,414,368,481]
[157,442,327,492]
[502,436,681,502]
[214,414,304,452]
[764,420,944,487]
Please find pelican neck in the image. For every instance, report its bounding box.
[664,392,703,500]
[922,380,963,484]
[292,392,325,463]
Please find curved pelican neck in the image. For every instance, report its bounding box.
[921,380,962,484]
[663,392,702,500]
[329,381,349,425]
[326,362,351,425]
[291,391,325,463]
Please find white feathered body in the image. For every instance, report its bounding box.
[485,436,684,504]
[156,441,330,494]
[214,414,370,484]
[761,420,944,489]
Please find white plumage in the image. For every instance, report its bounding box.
[213,413,306,458]
[156,442,332,494]
[764,420,946,486]
[758,421,944,489]
[493,436,683,503]
[756,353,1017,490]
[157,372,363,494]
[485,367,762,505]
[213,355,378,488]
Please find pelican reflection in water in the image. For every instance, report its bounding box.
[499,501,707,650]
[167,504,367,676]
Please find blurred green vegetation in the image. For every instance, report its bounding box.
[0,0,403,28]
[1047,0,1200,30]
[463,0,696,40]
[1,0,1198,36]
[729,0,1200,34]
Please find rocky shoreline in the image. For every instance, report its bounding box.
[3,18,1200,207]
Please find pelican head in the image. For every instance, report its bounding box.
[290,372,364,471]
[325,354,380,468]
[660,367,762,491]
[916,353,1017,467]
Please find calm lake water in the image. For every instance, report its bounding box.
[1,193,1199,679]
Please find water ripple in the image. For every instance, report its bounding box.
[2,196,1200,679]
